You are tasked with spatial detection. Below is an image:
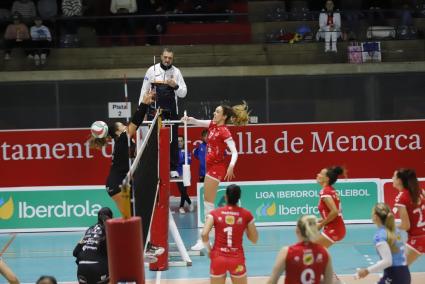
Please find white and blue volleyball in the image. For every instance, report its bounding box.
[90,121,108,138]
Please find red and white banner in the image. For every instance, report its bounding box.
[1,120,424,196]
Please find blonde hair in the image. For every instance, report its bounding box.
[374,203,398,253]
[232,101,250,126]
[221,101,250,126]
[297,215,319,242]
[87,136,109,149]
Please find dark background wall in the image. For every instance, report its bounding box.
[1,72,424,129]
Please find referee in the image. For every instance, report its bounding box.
[139,47,187,178]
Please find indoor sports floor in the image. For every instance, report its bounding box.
[1,204,425,284]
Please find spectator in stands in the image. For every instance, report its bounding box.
[0,258,19,284]
[11,0,36,24]
[61,0,82,45]
[110,0,138,45]
[3,12,30,60]
[37,0,58,21]
[36,276,57,284]
[340,0,362,40]
[30,16,52,66]
[394,0,414,26]
[318,0,341,52]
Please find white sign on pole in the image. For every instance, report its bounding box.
[108,102,131,118]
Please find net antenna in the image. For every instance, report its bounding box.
[182,110,191,187]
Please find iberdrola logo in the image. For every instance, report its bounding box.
[256,202,276,217]
[0,196,14,220]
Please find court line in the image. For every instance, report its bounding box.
[0,233,17,257]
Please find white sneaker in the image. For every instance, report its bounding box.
[188,203,195,212]
[34,54,40,66]
[40,53,46,64]
[170,171,179,178]
[27,54,34,60]
[4,53,10,60]
[191,239,204,251]
[179,207,185,214]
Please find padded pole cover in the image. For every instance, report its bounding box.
[149,127,170,270]
[106,217,145,283]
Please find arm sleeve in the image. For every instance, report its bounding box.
[319,13,326,29]
[367,242,393,273]
[335,13,341,29]
[139,67,154,104]
[45,26,52,41]
[193,147,199,159]
[225,139,238,167]
[130,102,148,128]
[30,27,37,39]
[174,68,187,98]
[73,242,82,258]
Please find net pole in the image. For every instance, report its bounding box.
[121,74,132,219]
[149,126,170,271]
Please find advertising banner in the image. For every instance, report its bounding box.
[0,186,120,232]
[197,179,380,226]
[1,120,424,195]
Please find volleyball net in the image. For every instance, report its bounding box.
[108,110,191,280]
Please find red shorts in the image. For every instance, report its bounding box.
[407,234,425,254]
[206,162,226,182]
[210,251,246,278]
[322,218,346,243]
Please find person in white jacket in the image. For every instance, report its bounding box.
[318,0,341,52]
[139,48,187,178]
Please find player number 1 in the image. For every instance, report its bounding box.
[224,226,233,247]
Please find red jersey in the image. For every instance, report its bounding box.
[210,205,254,257]
[206,121,232,165]
[394,189,425,237]
[285,242,329,284]
[318,185,343,222]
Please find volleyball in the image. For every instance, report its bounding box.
[90,121,108,138]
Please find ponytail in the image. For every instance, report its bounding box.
[326,166,346,185]
[397,168,420,204]
[374,203,398,253]
[297,215,319,242]
[232,101,250,126]
[221,101,250,126]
